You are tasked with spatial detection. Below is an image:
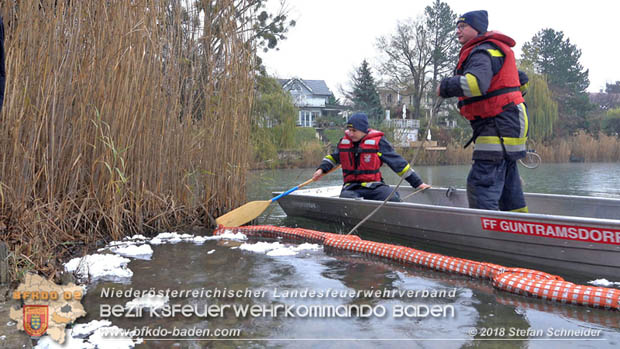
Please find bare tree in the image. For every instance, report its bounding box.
[376,0,458,118]
[376,17,432,118]
[425,0,459,107]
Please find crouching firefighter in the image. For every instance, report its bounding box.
[438,10,529,212]
[312,112,430,201]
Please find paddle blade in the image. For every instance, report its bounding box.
[215,200,272,227]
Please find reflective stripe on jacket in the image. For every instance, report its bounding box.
[470,102,528,161]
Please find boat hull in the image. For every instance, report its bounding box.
[276,186,620,280]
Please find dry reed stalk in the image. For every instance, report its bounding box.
[529,132,620,164]
[0,0,256,280]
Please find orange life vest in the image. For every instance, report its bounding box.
[338,129,383,183]
[456,31,524,120]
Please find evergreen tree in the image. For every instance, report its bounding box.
[521,28,593,135]
[521,29,589,92]
[327,94,341,106]
[348,60,384,123]
[606,82,620,94]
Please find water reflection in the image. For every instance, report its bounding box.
[80,236,620,348]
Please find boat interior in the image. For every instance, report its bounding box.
[295,186,620,221]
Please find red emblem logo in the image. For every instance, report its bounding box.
[363,154,372,163]
[23,305,48,337]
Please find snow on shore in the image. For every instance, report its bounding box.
[52,229,252,348]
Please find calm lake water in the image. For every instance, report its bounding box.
[82,163,620,348]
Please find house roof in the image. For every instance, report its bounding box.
[278,78,333,96]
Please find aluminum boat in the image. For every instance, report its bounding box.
[275,186,620,279]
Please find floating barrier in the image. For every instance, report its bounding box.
[219,225,361,244]
[329,253,620,328]
[214,225,620,311]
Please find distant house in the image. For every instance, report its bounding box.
[377,87,437,119]
[377,86,453,147]
[589,92,620,110]
[279,77,343,127]
[378,87,416,114]
[377,87,420,146]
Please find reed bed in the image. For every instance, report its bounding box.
[401,132,620,166]
[530,131,620,163]
[0,0,255,280]
[397,143,471,166]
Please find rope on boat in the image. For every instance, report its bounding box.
[214,225,620,311]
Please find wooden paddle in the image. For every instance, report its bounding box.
[216,165,341,227]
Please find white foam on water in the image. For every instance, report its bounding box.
[148,232,230,245]
[266,248,297,256]
[125,294,169,311]
[204,231,247,241]
[239,241,321,256]
[239,241,284,253]
[193,236,208,244]
[296,243,322,251]
[148,232,190,245]
[34,329,95,349]
[149,237,165,245]
[64,254,133,282]
[71,320,112,339]
[588,278,620,287]
[110,244,153,260]
[35,316,142,348]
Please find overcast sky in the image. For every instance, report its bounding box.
[261,0,620,99]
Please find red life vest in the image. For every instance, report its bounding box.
[338,129,383,183]
[456,31,524,120]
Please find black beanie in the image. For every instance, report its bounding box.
[346,113,369,133]
[457,10,488,34]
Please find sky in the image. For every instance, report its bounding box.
[261,0,620,99]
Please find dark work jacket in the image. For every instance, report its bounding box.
[318,131,423,189]
[439,33,528,161]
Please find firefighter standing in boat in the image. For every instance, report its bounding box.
[312,112,430,201]
[438,10,529,212]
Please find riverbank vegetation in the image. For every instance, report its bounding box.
[0,0,293,280]
[255,129,620,169]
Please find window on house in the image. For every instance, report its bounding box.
[299,110,313,127]
[387,94,393,104]
[312,112,320,127]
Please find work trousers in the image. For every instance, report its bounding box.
[340,183,401,202]
[466,159,528,212]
